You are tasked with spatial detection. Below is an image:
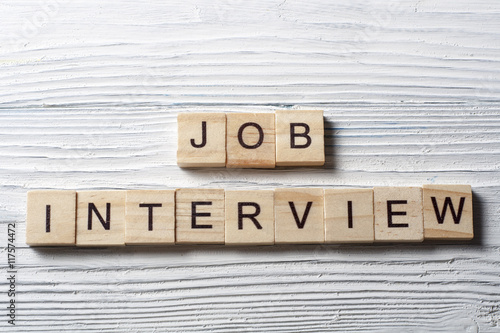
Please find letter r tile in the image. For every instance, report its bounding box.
[275,110,324,166]
[225,190,274,245]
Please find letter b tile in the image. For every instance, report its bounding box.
[275,110,324,166]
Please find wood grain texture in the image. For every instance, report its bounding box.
[1,0,500,331]
[225,190,275,245]
[177,113,227,168]
[226,113,276,168]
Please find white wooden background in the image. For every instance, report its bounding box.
[1,0,500,332]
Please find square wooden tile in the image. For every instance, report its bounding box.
[226,113,275,168]
[26,190,76,246]
[275,188,324,244]
[225,190,274,245]
[76,191,126,246]
[275,110,324,166]
[175,188,225,244]
[324,188,374,243]
[125,190,175,245]
[177,113,226,167]
[374,187,423,242]
[423,184,473,240]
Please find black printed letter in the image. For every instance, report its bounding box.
[289,201,313,229]
[88,203,111,230]
[45,205,51,232]
[431,197,466,224]
[139,203,162,231]
[238,122,264,149]
[347,201,353,229]
[191,121,207,148]
[387,200,408,228]
[238,202,262,230]
[191,202,213,229]
[290,123,311,148]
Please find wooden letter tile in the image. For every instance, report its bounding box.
[226,113,275,168]
[177,113,226,167]
[423,184,473,240]
[275,188,324,244]
[275,110,324,166]
[225,190,274,245]
[76,191,126,246]
[125,190,175,245]
[26,190,76,246]
[374,187,423,242]
[324,188,374,243]
[175,189,225,244]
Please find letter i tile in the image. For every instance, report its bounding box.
[26,190,76,246]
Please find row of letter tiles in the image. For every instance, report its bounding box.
[25,185,474,246]
[176,111,325,168]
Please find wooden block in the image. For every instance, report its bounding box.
[76,191,126,246]
[275,110,325,166]
[275,188,324,244]
[175,188,225,244]
[423,184,473,240]
[177,113,226,167]
[226,113,275,168]
[225,190,274,245]
[374,187,423,242]
[26,190,76,246]
[125,190,175,245]
[324,188,374,243]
